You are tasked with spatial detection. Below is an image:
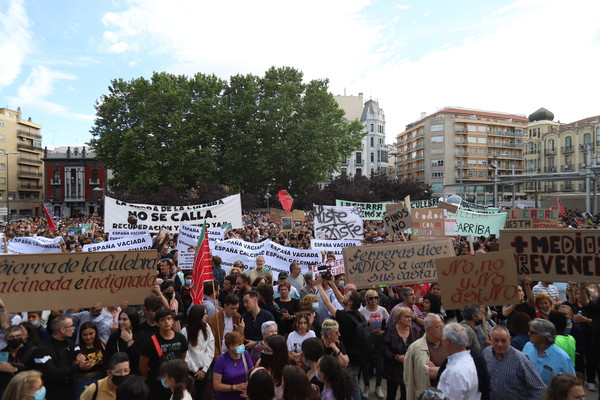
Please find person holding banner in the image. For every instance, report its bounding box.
[249,257,273,288]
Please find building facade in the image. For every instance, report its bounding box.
[393,107,528,204]
[0,107,44,220]
[525,109,600,208]
[43,146,106,217]
[333,94,388,178]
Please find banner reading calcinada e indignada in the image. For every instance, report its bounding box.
[212,239,321,276]
[104,194,243,234]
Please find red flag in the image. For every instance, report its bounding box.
[553,198,566,216]
[41,203,57,231]
[278,190,294,214]
[191,221,213,304]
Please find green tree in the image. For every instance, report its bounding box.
[90,67,364,196]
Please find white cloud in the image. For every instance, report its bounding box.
[10,66,94,122]
[0,0,33,90]
[424,10,430,17]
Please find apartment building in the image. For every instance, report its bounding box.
[393,107,528,204]
[0,107,44,220]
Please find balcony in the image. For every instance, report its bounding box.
[563,164,573,171]
[580,144,592,151]
[89,178,100,185]
[17,143,43,153]
[64,195,86,202]
[17,157,42,166]
[524,149,540,155]
[415,165,424,171]
[544,167,557,172]
[50,178,62,185]
[17,169,42,178]
[18,183,43,191]
[562,146,574,153]
[17,129,42,140]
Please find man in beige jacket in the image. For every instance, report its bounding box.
[403,313,447,400]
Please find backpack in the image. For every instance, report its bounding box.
[345,311,375,367]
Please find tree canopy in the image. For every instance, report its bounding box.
[89,67,365,196]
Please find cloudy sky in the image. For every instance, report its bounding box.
[1,0,599,148]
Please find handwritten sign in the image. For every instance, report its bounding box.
[449,209,508,237]
[335,200,393,220]
[104,194,243,233]
[269,208,305,223]
[383,204,413,235]
[411,208,446,239]
[409,198,439,209]
[500,229,600,283]
[313,205,364,240]
[504,209,559,229]
[0,250,157,312]
[342,239,453,289]
[438,201,459,214]
[436,250,520,308]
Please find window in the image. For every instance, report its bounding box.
[431,159,443,166]
[370,124,374,132]
[431,136,444,143]
[340,169,347,178]
[565,137,572,150]
[596,127,600,146]
[431,148,443,154]
[356,152,362,164]
[0,134,5,141]
[477,137,486,144]
[356,168,362,176]
[371,137,374,147]
[584,133,591,145]
[370,153,374,162]
[478,125,487,133]
[0,121,4,127]
[468,136,477,143]
[0,149,4,155]
[467,125,477,132]
[0,163,4,170]
[8,192,15,200]
[431,124,443,132]
[0,177,4,184]
[548,139,555,151]
[432,171,444,178]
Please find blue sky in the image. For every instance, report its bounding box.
[1,0,599,148]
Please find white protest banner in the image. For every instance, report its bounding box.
[83,235,153,252]
[178,251,195,270]
[448,209,508,237]
[445,218,457,236]
[310,239,362,259]
[5,237,63,254]
[104,194,243,233]
[108,229,150,240]
[335,200,393,220]
[313,205,364,240]
[211,239,321,276]
[176,223,225,252]
[460,200,500,214]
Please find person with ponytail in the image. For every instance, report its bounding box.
[181,305,215,400]
[317,355,354,400]
[159,359,194,400]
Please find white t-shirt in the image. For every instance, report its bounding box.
[221,315,234,354]
[170,390,193,400]
[287,330,316,352]
[359,306,389,331]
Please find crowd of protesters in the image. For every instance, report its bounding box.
[0,207,598,400]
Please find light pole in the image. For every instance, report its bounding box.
[491,163,498,208]
[4,152,18,222]
[265,192,272,210]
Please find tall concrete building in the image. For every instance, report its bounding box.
[0,107,44,220]
[333,93,388,178]
[393,107,528,204]
[525,108,600,208]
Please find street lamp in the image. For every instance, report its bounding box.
[490,163,498,208]
[264,192,272,210]
[4,152,19,222]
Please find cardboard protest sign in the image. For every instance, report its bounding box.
[500,229,600,283]
[404,195,411,208]
[435,250,520,308]
[269,208,305,223]
[83,235,152,252]
[343,239,454,288]
[104,194,243,233]
[281,217,293,232]
[504,209,559,229]
[335,200,393,220]
[313,205,364,240]
[383,204,413,235]
[438,201,459,214]
[409,198,439,209]
[411,208,445,239]
[449,209,508,237]
[0,250,157,312]
[108,229,150,240]
[4,237,63,254]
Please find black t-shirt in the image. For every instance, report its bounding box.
[141,332,188,382]
[275,298,300,335]
[323,340,347,357]
[334,309,361,351]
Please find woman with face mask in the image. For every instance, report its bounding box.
[1,370,46,400]
[159,359,194,400]
[299,294,321,338]
[213,331,254,400]
[255,335,290,400]
[161,281,185,331]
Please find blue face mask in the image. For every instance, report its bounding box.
[312,302,319,311]
[338,281,345,287]
[30,320,40,327]
[567,319,572,325]
[33,387,46,400]
[160,377,169,389]
[235,344,245,354]
[185,279,192,286]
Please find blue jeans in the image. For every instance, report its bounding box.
[348,363,362,400]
